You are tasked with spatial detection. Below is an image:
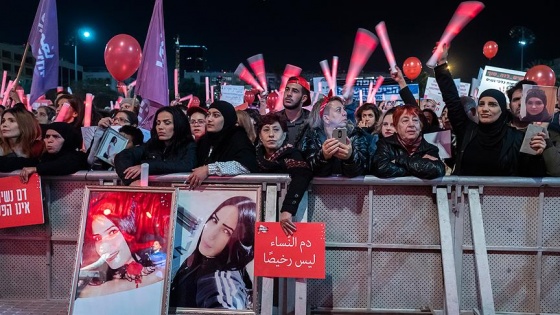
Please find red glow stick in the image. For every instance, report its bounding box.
[56,86,63,93]
[234,63,263,91]
[2,80,14,107]
[345,28,379,99]
[0,71,6,96]
[205,77,210,103]
[247,54,268,92]
[15,88,27,109]
[174,69,179,99]
[179,94,193,103]
[375,21,397,73]
[210,85,215,103]
[366,81,374,103]
[319,60,334,92]
[277,64,302,109]
[83,93,93,127]
[55,102,70,122]
[331,56,339,95]
[359,89,363,106]
[368,76,384,103]
[426,1,485,68]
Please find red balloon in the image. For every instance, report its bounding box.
[525,65,556,86]
[402,57,422,80]
[104,34,142,82]
[244,90,256,105]
[483,41,498,59]
[266,91,279,112]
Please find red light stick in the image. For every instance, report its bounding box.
[205,77,210,103]
[366,82,374,103]
[54,102,70,122]
[319,60,334,92]
[174,69,179,99]
[375,21,397,73]
[368,76,384,103]
[0,71,6,96]
[426,1,485,68]
[247,54,268,92]
[331,56,339,95]
[2,80,14,107]
[276,64,302,109]
[83,93,93,127]
[345,28,379,99]
[234,63,263,91]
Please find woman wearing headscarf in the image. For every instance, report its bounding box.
[19,122,88,183]
[371,104,445,179]
[187,101,258,188]
[434,44,546,176]
[523,87,552,122]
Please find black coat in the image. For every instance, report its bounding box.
[372,134,445,179]
[115,140,197,185]
[434,63,546,177]
[36,150,88,176]
[196,126,258,172]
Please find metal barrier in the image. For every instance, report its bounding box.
[0,172,559,314]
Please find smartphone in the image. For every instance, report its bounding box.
[332,127,347,142]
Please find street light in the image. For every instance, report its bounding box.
[509,26,535,71]
[72,28,93,83]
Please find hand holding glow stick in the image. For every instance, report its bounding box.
[234,63,263,91]
[247,54,268,92]
[426,1,485,68]
[345,28,379,100]
[375,21,397,73]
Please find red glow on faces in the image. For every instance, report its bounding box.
[346,28,379,89]
[234,63,263,91]
[375,21,396,71]
[247,54,268,92]
[277,64,302,108]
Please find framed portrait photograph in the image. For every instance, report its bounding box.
[95,127,129,166]
[520,84,558,122]
[69,186,178,315]
[168,184,262,314]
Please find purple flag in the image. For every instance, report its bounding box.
[135,0,168,126]
[28,0,59,104]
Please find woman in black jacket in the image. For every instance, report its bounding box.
[256,113,313,236]
[434,43,546,177]
[114,106,196,185]
[372,104,445,179]
[19,122,88,183]
[187,100,258,188]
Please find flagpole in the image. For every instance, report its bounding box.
[14,42,30,88]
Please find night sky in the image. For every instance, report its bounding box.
[4,0,559,82]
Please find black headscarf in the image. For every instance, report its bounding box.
[44,122,82,153]
[476,89,509,147]
[206,100,237,145]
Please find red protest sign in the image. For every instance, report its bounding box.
[0,174,44,229]
[254,222,325,279]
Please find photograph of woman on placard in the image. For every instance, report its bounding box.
[95,128,128,166]
[70,189,176,315]
[168,187,260,311]
[520,85,557,122]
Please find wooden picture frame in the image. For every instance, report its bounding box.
[168,184,262,314]
[69,186,178,315]
[95,127,129,166]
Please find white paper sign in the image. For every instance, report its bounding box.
[219,84,245,106]
[477,66,526,102]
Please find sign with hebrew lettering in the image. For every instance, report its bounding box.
[0,174,44,229]
[219,84,245,106]
[254,222,325,279]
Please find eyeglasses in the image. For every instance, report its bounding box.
[113,117,130,124]
[189,119,206,125]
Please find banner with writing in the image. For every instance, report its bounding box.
[0,174,44,229]
[219,84,245,106]
[254,222,325,279]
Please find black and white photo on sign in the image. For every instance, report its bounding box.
[424,129,452,159]
[168,184,261,313]
[520,84,557,122]
[95,127,129,166]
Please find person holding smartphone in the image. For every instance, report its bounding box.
[300,93,374,177]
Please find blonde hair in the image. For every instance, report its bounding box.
[236,110,256,143]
